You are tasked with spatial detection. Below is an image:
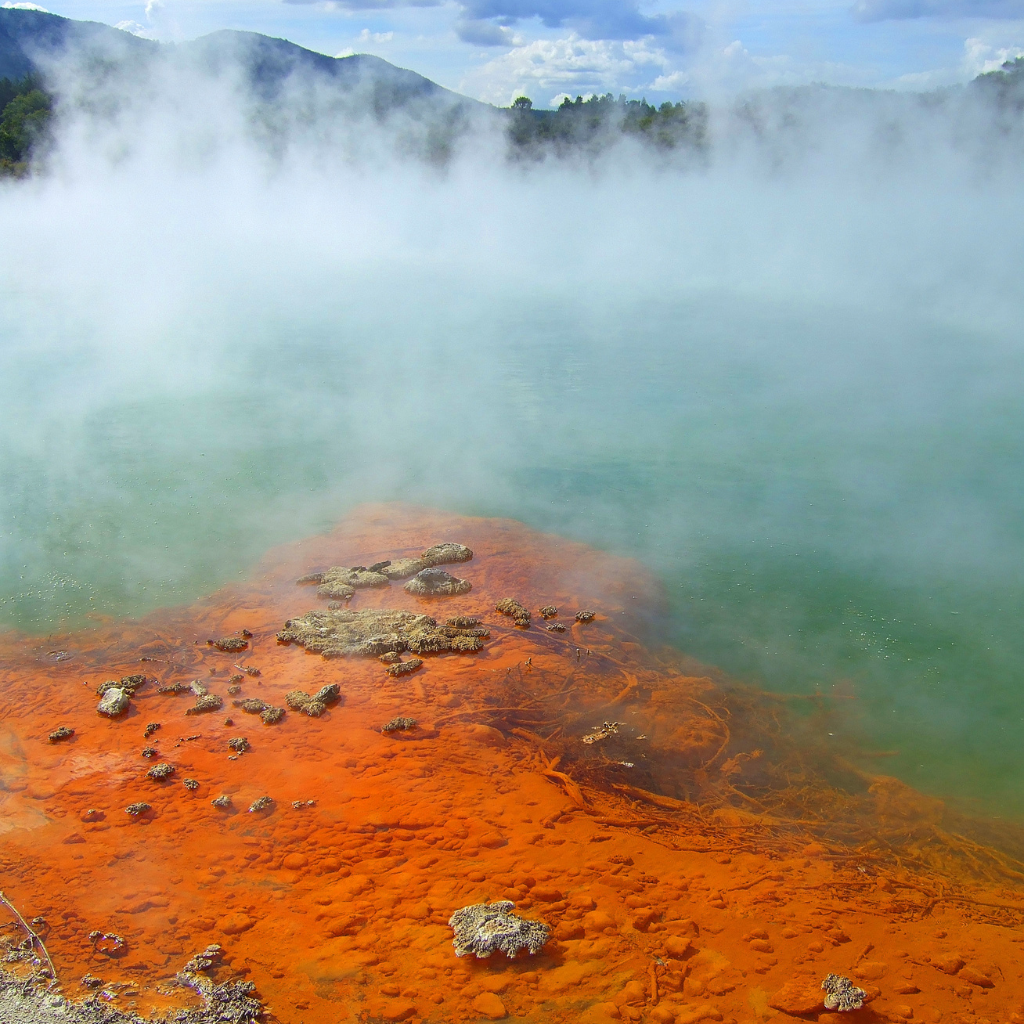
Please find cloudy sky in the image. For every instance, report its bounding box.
[7,0,1024,106]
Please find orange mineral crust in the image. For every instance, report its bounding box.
[1,503,1023,1023]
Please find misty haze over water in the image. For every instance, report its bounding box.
[2,19,1023,822]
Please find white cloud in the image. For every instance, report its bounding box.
[145,0,164,18]
[359,28,394,42]
[1,2,49,10]
[115,20,150,36]
[460,33,669,106]
[891,34,1024,87]
[961,34,1024,74]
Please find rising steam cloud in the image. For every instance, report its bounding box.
[1,26,1023,811]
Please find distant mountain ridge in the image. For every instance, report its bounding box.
[0,8,473,111]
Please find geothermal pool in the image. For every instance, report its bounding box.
[2,283,1022,819]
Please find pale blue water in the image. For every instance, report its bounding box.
[1,278,1022,818]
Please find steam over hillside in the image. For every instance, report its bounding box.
[2,6,1024,172]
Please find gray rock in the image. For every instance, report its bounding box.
[448,901,550,959]
[421,542,473,566]
[404,568,472,597]
[97,687,129,717]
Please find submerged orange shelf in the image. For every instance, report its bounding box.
[0,504,1021,1023]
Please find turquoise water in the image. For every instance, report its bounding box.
[2,276,1021,818]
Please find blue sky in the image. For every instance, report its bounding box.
[6,0,1024,105]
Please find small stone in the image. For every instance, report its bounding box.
[382,717,417,733]
[931,954,965,975]
[186,693,223,716]
[235,698,268,714]
[141,746,158,758]
[853,961,887,981]
[183,778,199,791]
[216,912,254,935]
[313,684,341,705]
[769,980,826,1015]
[48,726,74,743]
[211,795,232,809]
[575,610,596,623]
[125,802,150,816]
[546,622,567,632]
[208,636,248,653]
[286,689,311,711]
[143,722,160,738]
[958,966,994,988]
[158,682,192,695]
[97,687,130,717]
[386,658,423,677]
[146,763,175,781]
[379,651,402,664]
[248,796,273,813]
[471,992,507,1019]
[228,737,249,753]
[539,605,558,618]
[260,707,285,725]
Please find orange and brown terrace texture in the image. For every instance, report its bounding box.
[0,504,1023,1023]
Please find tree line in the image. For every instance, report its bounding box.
[0,74,53,176]
[506,92,708,157]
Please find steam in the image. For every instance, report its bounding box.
[1,32,1023,813]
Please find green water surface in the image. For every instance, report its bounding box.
[1,279,1021,818]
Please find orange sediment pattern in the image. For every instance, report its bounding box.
[0,503,1022,1023]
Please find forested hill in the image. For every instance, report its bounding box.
[0,8,467,113]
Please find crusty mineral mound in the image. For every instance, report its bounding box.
[315,567,391,600]
[448,901,550,959]
[496,598,530,628]
[277,608,486,659]
[421,542,473,566]
[381,557,429,580]
[404,568,472,597]
[821,974,867,1012]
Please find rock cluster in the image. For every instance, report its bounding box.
[286,683,342,717]
[448,901,550,959]
[233,698,286,724]
[496,598,530,628]
[178,944,262,1023]
[299,542,474,600]
[95,674,148,717]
